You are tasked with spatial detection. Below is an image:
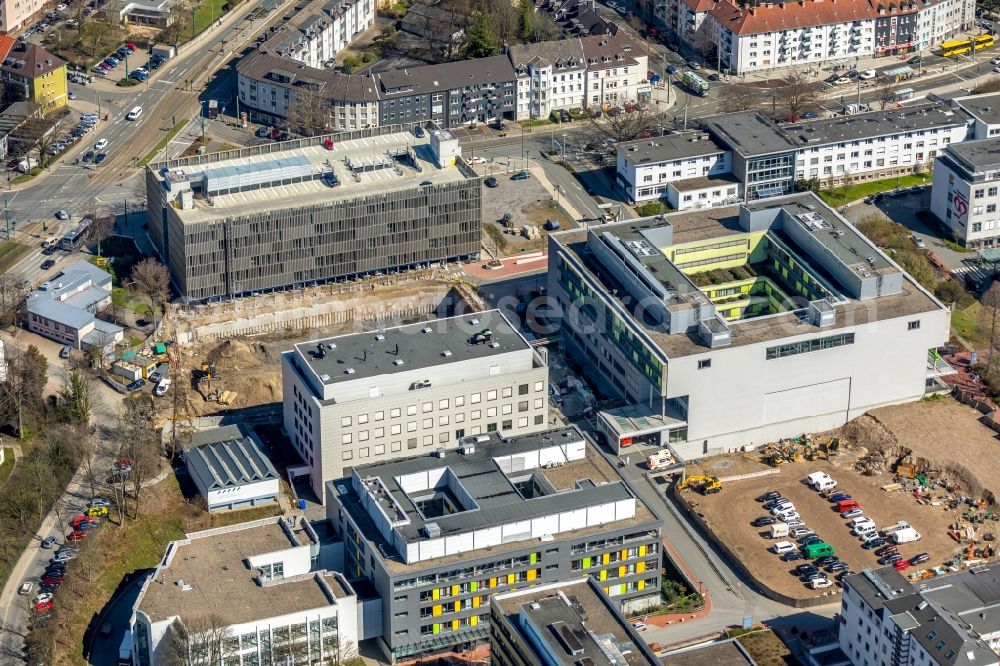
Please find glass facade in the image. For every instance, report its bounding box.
[746,153,796,199]
[766,332,855,359]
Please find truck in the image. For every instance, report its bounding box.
[770,522,789,539]
[17,157,38,173]
[891,527,922,544]
[207,99,219,119]
[646,450,675,470]
[118,629,132,666]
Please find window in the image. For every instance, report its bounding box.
[908,320,920,330]
[439,398,449,409]
[766,333,855,359]
[518,401,529,412]
[698,359,711,369]
[455,396,465,407]
[342,450,353,461]
[423,402,433,413]
[391,424,401,435]
[534,381,544,392]
[471,392,481,404]
[358,414,369,424]
[502,420,513,430]
[375,411,384,421]
[391,407,401,418]
[502,387,513,398]
[341,416,352,427]
[422,418,433,428]
[341,433,352,444]
[407,405,417,416]
[407,421,417,432]
[487,390,498,401]
[535,414,544,425]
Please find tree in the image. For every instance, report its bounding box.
[116,394,159,517]
[130,258,170,330]
[286,90,331,137]
[794,177,821,193]
[585,102,664,143]
[79,10,122,57]
[876,78,897,111]
[486,0,520,47]
[519,0,534,41]
[464,13,500,58]
[162,615,237,666]
[721,84,759,113]
[982,280,1000,368]
[80,199,113,256]
[774,70,818,120]
[325,634,359,665]
[935,280,974,309]
[0,271,30,327]
[0,344,49,437]
[60,367,93,424]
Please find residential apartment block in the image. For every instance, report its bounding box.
[0,0,43,33]
[0,39,68,110]
[130,517,362,666]
[490,579,662,666]
[282,309,549,499]
[259,0,374,68]
[146,127,480,301]
[325,426,663,663]
[931,139,1000,248]
[548,192,951,460]
[509,29,651,120]
[952,91,1000,140]
[616,104,972,207]
[662,0,975,75]
[840,566,1000,666]
[23,260,124,351]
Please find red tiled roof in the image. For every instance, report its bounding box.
[709,0,916,36]
[0,35,16,64]
[682,0,719,13]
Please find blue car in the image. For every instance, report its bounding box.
[95,152,107,164]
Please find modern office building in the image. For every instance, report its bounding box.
[130,516,363,666]
[23,260,124,351]
[548,192,951,460]
[671,0,976,74]
[840,566,1000,666]
[259,0,374,68]
[490,579,662,666]
[325,426,663,663]
[931,139,1000,249]
[702,112,802,200]
[952,91,1000,140]
[146,127,480,301]
[282,309,549,499]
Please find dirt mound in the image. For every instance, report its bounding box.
[207,339,267,370]
[835,414,897,453]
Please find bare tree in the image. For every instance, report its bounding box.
[585,102,665,143]
[115,394,159,518]
[0,271,30,327]
[0,344,49,437]
[721,84,760,113]
[130,258,170,330]
[325,633,359,665]
[876,78,897,111]
[79,200,113,256]
[774,70,819,120]
[982,280,1000,368]
[286,89,331,137]
[162,615,238,666]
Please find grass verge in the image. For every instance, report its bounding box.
[819,172,932,208]
[952,303,984,346]
[0,240,30,273]
[139,121,186,166]
[193,0,231,35]
[11,168,42,185]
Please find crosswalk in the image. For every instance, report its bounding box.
[951,262,995,283]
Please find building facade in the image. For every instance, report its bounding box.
[260,0,374,68]
[840,567,1000,666]
[184,424,281,512]
[130,517,363,666]
[931,139,1000,248]
[615,132,733,203]
[699,0,975,74]
[282,309,549,499]
[325,426,663,663]
[23,259,124,350]
[0,41,68,110]
[146,128,481,301]
[548,193,951,460]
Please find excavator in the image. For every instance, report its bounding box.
[679,475,722,495]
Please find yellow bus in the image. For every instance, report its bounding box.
[940,34,996,57]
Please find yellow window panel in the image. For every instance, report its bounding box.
[451,585,459,597]
[489,577,497,588]
[452,620,459,631]
[638,580,646,591]
[620,549,628,561]
[473,596,481,608]
[638,545,646,557]
[599,569,607,581]
[433,605,442,617]
[602,553,610,565]
[637,561,646,573]
[507,573,516,585]
[432,588,440,600]
[618,566,626,578]
[471,615,478,627]
[527,569,537,581]
[454,601,460,612]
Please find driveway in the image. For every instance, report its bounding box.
[85,571,150,665]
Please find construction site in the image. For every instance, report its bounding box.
[675,397,1000,603]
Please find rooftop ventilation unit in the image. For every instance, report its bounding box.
[442,350,452,357]
[421,326,432,333]
[423,522,441,538]
[320,373,331,382]
[414,379,431,389]
[459,443,476,455]
[375,333,385,341]
[623,239,658,257]
[469,317,480,325]
[433,449,446,459]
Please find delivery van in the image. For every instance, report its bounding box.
[804,542,835,559]
[770,522,789,538]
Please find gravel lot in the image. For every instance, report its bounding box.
[684,453,967,600]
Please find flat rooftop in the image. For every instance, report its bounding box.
[703,112,800,157]
[944,138,1000,173]
[332,428,659,573]
[137,518,348,625]
[617,132,725,166]
[155,130,472,224]
[552,194,941,357]
[956,92,1000,126]
[661,639,757,666]
[784,103,968,146]
[495,580,658,666]
[669,172,742,192]
[292,309,530,386]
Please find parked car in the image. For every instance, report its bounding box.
[781,551,803,562]
[40,536,56,549]
[794,564,818,577]
[35,600,54,613]
[815,556,839,567]
[89,498,111,508]
[880,553,903,565]
[631,621,647,631]
[484,176,498,188]
[559,109,572,123]
[809,578,832,589]
[875,545,898,557]
[910,553,930,565]
[859,69,877,79]
[511,171,530,180]
[467,156,486,165]
[894,560,911,571]
[840,508,864,519]
[59,345,72,358]
[751,516,776,527]
[95,152,107,164]
[94,138,108,150]
[153,378,171,397]
[827,561,850,573]
[412,125,425,138]
[772,541,797,554]
[756,491,781,502]
[41,259,56,270]
[912,235,926,249]
[861,538,886,550]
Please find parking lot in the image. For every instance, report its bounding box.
[682,453,963,600]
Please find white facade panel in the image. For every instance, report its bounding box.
[531,514,560,538]
[445,532,473,555]
[473,526,503,549]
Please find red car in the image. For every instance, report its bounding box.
[40,576,63,586]
[836,499,861,512]
[66,530,86,542]
[894,560,911,571]
[323,138,334,150]
[35,600,53,613]
[70,515,95,529]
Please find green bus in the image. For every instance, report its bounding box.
[681,70,710,96]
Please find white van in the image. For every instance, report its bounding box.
[770,523,789,538]
[806,472,836,491]
[892,528,922,544]
[126,106,143,120]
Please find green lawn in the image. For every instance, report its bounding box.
[0,448,14,489]
[139,121,187,166]
[952,304,984,346]
[10,168,41,185]
[820,172,932,208]
[0,240,30,273]
[192,0,231,36]
[112,287,151,314]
